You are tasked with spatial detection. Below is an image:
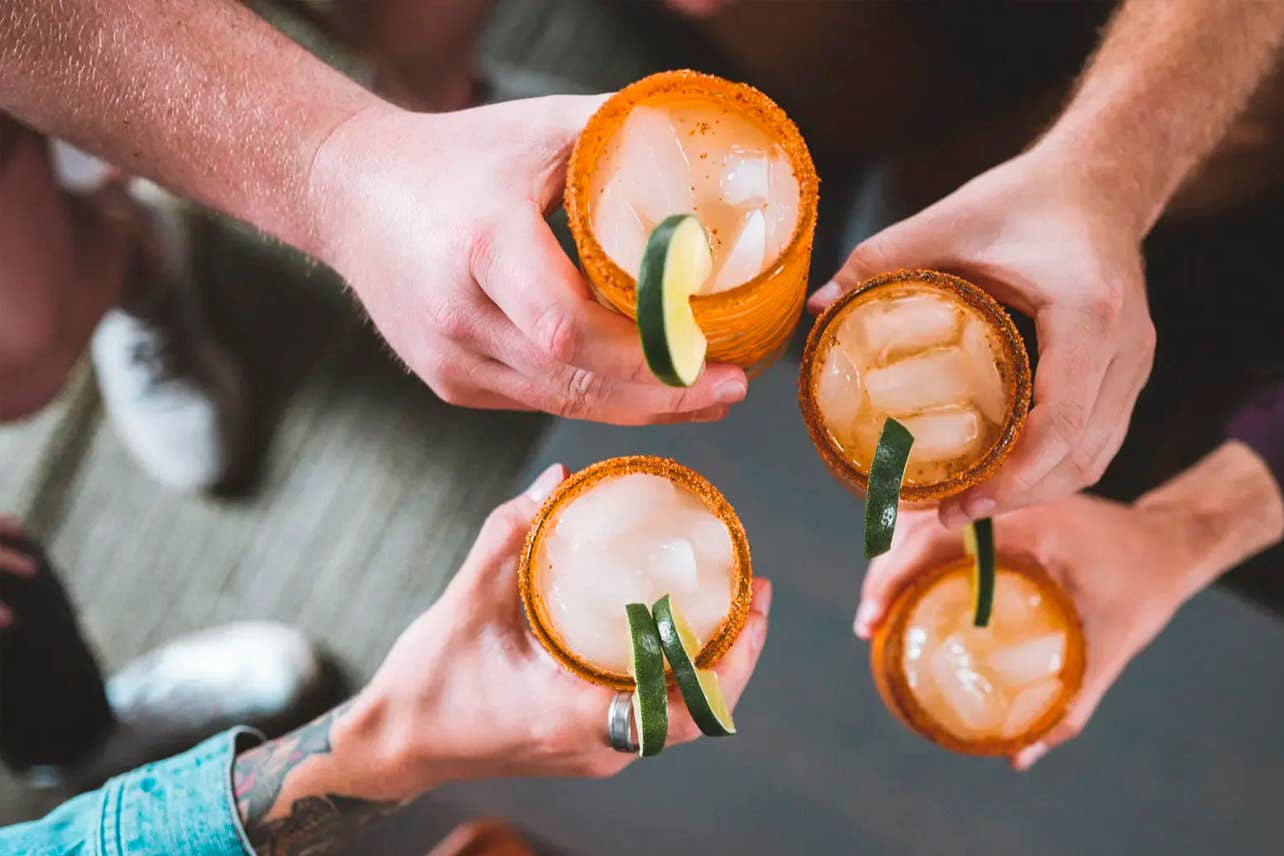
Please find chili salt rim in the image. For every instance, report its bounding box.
[565,69,819,314]
[870,554,1086,756]
[518,455,754,691]
[798,269,1033,503]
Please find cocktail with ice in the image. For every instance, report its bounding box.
[519,456,753,690]
[871,556,1085,754]
[800,269,1031,502]
[566,70,818,372]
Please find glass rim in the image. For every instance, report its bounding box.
[564,69,820,310]
[871,553,1086,756]
[517,455,755,691]
[798,269,1033,503]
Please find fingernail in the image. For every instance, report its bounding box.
[965,497,996,520]
[751,616,768,652]
[525,464,565,503]
[1014,741,1048,771]
[854,601,881,638]
[713,378,747,405]
[810,281,842,307]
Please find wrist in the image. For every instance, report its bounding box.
[1135,442,1284,602]
[337,683,447,802]
[1024,131,1157,244]
[300,99,413,274]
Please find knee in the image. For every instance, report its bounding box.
[0,256,77,422]
[0,131,81,420]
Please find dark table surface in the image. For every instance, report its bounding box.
[362,341,1284,856]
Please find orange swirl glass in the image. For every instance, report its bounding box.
[870,555,1086,756]
[799,269,1032,503]
[518,455,754,691]
[565,70,819,374]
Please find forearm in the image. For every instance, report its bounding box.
[232,691,432,855]
[0,0,379,256]
[1137,441,1284,602]
[1037,0,1284,238]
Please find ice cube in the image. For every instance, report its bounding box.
[999,678,1062,739]
[960,317,1008,425]
[679,574,732,645]
[864,348,971,414]
[649,537,699,592]
[708,207,767,293]
[929,634,1003,734]
[557,474,675,545]
[615,106,695,224]
[720,145,770,206]
[987,632,1067,688]
[593,175,647,278]
[763,150,800,265]
[816,344,864,435]
[989,572,1044,628]
[900,408,981,464]
[689,512,734,570]
[849,295,960,364]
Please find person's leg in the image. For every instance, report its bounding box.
[0,517,341,791]
[0,119,133,422]
[0,520,115,772]
[0,114,250,491]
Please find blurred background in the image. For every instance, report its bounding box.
[2,1,1282,853]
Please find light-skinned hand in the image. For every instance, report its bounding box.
[308,99,748,426]
[810,143,1156,526]
[853,497,1190,771]
[346,463,772,799]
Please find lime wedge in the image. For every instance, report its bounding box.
[864,417,914,558]
[964,517,996,627]
[636,214,711,387]
[625,602,668,757]
[652,594,736,737]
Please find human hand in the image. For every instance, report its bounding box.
[809,143,1156,526]
[853,495,1194,771]
[232,464,770,849]
[307,98,749,425]
[351,464,770,798]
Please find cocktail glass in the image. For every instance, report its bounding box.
[519,456,753,690]
[565,69,819,374]
[870,555,1085,755]
[799,269,1032,502]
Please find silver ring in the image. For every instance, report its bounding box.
[607,692,638,753]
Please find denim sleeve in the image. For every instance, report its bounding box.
[1,727,263,856]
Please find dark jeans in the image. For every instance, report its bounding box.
[0,534,114,771]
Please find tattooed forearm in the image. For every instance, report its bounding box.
[233,702,397,856]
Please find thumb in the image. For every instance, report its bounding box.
[454,463,569,598]
[808,208,952,314]
[519,93,611,211]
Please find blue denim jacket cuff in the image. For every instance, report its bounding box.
[99,726,265,856]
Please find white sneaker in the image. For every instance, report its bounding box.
[90,182,247,492]
[35,622,338,791]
